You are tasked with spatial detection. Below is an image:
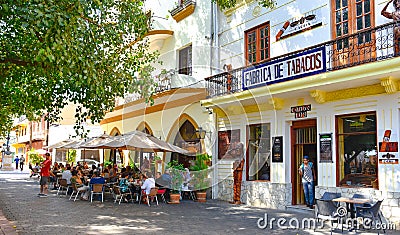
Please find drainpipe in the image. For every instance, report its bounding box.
[209,0,214,76]
[214,1,219,72]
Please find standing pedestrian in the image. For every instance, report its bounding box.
[298,155,316,209]
[19,155,25,171]
[14,156,19,170]
[39,153,51,197]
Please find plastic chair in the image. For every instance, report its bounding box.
[352,193,372,208]
[69,183,82,201]
[321,192,341,207]
[355,200,385,233]
[56,179,70,196]
[321,192,341,200]
[112,185,131,204]
[140,187,159,206]
[157,188,167,203]
[90,184,104,203]
[315,199,341,234]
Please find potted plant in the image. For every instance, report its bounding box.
[167,160,184,204]
[190,153,211,202]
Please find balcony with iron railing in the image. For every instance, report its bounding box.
[205,22,400,98]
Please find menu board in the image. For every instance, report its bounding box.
[319,133,332,162]
[272,136,283,162]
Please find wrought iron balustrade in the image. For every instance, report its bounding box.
[205,22,399,98]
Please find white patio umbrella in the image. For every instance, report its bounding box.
[86,131,190,155]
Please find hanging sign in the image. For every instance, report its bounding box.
[319,133,333,162]
[290,104,311,119]
[272,136,283,162]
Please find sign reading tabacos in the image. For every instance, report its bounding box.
[242,46,326,90]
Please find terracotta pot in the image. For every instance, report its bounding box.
[169,193,181,204]
[196,191,207,202]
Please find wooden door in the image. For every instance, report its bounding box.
[331,0,375,68]
[291,120,317,205]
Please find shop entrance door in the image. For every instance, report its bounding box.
[291,119,317,205]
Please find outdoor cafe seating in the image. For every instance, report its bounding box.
[56,179,70,197]
[139,187,159,206]
[90,184,104,203]
[69,183,83,202]
[314,198,342,234]
[355,199,385,233]
[112,185,132,204]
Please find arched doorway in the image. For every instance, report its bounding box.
[171,120,199,168]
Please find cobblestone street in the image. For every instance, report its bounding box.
[0,171,397,235]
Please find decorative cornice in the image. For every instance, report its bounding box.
[309,84,386,103]
[268,97,284,110]
[310,90,326,104]
[380,77,398,94]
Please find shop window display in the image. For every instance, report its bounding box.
[336,113,377,187]
[247,123,271,181]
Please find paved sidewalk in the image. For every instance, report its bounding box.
[0,170,397,235]
[0,168,28,235]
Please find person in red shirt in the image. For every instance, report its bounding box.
[39,153,52,197]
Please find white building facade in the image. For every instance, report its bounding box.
[201,0,400,225]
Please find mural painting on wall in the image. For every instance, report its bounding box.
[275,9,323,41]
[218,129,243,159]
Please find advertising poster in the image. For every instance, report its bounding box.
[319,133,332,162]
[272,136,283,162]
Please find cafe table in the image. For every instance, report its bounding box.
[332,197,373,218]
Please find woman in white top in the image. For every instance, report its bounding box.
[141,172,155,195]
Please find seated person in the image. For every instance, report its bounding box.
[70,170,90,200]
[62,166,72,185]
[102,168,110,180]
[81,171,105,200]
[29,163,40,178]
[49,169,59,190]
[70,170,84,186]
[159,169,172,188]
[155,172,163,187]
[141,172,155,202]
[119,172,132,201]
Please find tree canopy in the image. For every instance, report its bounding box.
[0,0,158,136]
[214,0,276,10]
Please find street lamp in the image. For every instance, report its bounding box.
[195,127,206,140]
[195,127,207,154]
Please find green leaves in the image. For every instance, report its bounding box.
[0,0,158,136]
[213,0,276,10]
